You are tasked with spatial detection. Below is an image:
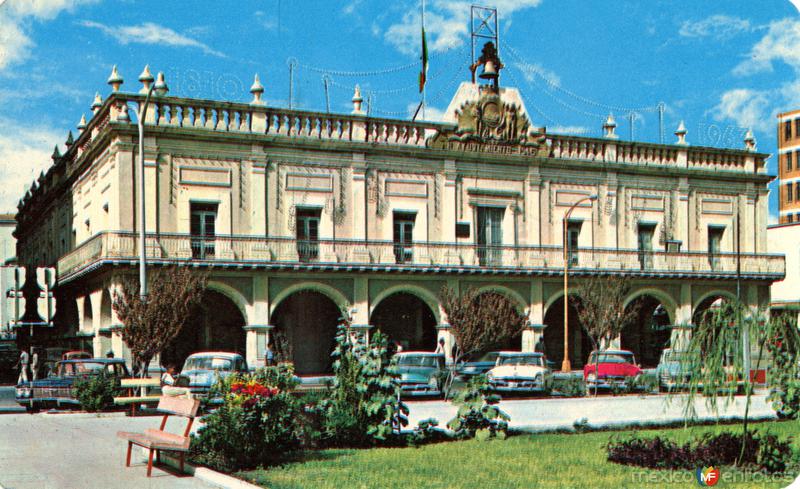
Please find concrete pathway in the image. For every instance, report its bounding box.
[405,391,777,431]
[0,412,217,489]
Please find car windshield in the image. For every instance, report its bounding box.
[61,362,112,376]
[183,356,233,371]
[590,353,634,364]
[396,355,442,368]
[498,355,543,367]
[665,351,699,363]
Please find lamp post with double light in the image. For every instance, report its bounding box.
[561,194,598,372]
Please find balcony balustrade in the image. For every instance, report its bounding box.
[56,231,785,282]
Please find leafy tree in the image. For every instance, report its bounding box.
[322,325,408,447]
[766,312,800,419]
[112,267,207,377]
[572,275,640,394]
[439,286,528,396]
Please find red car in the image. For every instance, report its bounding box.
[583,349,642,393]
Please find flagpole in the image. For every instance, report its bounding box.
[421,0,426,121]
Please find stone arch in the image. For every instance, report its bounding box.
[207,280,250,324]
[270,281,349,319]
[370,284,441,324]
[622,292,674,368]
[370,292,438,351]
[543,289,581,317]
[623,287,677,325]
[100,289,113,328]
[473,285,527,313]
[692,290,736,326]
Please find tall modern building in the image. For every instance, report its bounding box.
[12,55,783,374]
[777,110,800,223]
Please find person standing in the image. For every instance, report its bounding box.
[16,349,29,384]
[264,343,275,367]
[30,349,39,381]
[434,338,445,354]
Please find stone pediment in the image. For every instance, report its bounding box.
[430,90,547,156]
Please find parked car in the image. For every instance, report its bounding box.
[176,352,248,400]
[62,350,92,361]
[583,349,643,393]
[15,358,129,412]
[486,352,553,394]
[656,348,700,392]
[394,352,446,397]
[457,351,502,378]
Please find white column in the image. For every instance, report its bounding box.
[90,290,104,357]
[671,283,693,351]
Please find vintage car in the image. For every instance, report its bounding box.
[656,348,700,392]
[583,349,643,392]
[486,352,553,394]
[457,351,502,379]
[394,352,446,397]
[176,352,248,399]
[62,350,92,361]
[15,358,129,411]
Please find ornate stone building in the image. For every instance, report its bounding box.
[13,59,783,373]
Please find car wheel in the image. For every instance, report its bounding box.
[25,404,39,413]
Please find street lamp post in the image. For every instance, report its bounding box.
[561,194,597,372]
[136,79,158,298]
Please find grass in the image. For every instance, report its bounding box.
[236,420,800,489]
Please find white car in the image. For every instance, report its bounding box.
[486,352,553,394]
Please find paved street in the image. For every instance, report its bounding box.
[0,392,777,489]
[0,413,216,489]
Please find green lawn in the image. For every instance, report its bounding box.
[237,421,800,489]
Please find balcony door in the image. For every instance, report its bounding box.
[477,206,504,266]
[566,220,582,266]
[296,207,321,262]
[708,225,724,270]
[637,223,655,270]
[190,202,217,259]
[393,211,415,264]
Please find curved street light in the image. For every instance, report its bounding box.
[561,194,597,372]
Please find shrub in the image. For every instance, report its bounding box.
[572,417,590,433]
[320,326,408,447]
[766,318,800,420]
[73,371,119,412]
[409,418,451,446]
[447,375,509,440]
[607,430,795,474]
[190,366,302,472]
[552,376,585,398]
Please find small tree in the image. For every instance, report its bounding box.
[112,267,207,377]
[572,275,640,395]
[766,312,800,419]
[440,286,528,396]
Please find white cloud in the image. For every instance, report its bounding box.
[733,18,800,76]
[0,0,96,71]
[381,0,542,55]
[679,15,751,40]
[0,119,63,212]
[711,88,773,132]
[405,102,444,122]
[516,61,560,87]
[79,20,226,58]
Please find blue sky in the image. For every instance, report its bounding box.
[1,0,799,216]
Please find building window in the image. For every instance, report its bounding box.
[708,226,724,270]
[637,223,656,270]
[789,183,794,203]
[393,211,415,264]
[789,214,795,223]
[787,153,793,172]
[190,202,217,259]
[795,119,800,138]
[565,220,583,267]
[476,206,504,266]
[785,120,792,140]
[295,207,321,262]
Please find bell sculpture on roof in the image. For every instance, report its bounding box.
[469,41,503,92]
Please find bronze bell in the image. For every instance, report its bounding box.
[479,60,498,81]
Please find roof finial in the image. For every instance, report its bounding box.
[107,65,124,92]
[91,92,103,114]
[744,128,756,151]
[674,120,688,146]
[138,65,154,94]
[52,145,61,160]
[352,85,364,115]
[154,72,169,96]
[603,113,618,139]
[77,114,87,133]
[250,74,265,105]
[65,131,74,148]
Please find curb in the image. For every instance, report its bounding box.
[134,447,261,489]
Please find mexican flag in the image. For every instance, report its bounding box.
[419,26,428,93]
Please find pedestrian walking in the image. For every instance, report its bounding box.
[30,349,39,381]
[16,349,29,384]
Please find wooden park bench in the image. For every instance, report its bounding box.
[115,378,162,416]
[117,396,200,477]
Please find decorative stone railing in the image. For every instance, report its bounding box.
[546,134,763,173]
[57,231,785,281]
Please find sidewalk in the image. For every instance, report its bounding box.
[0,413,217,489]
